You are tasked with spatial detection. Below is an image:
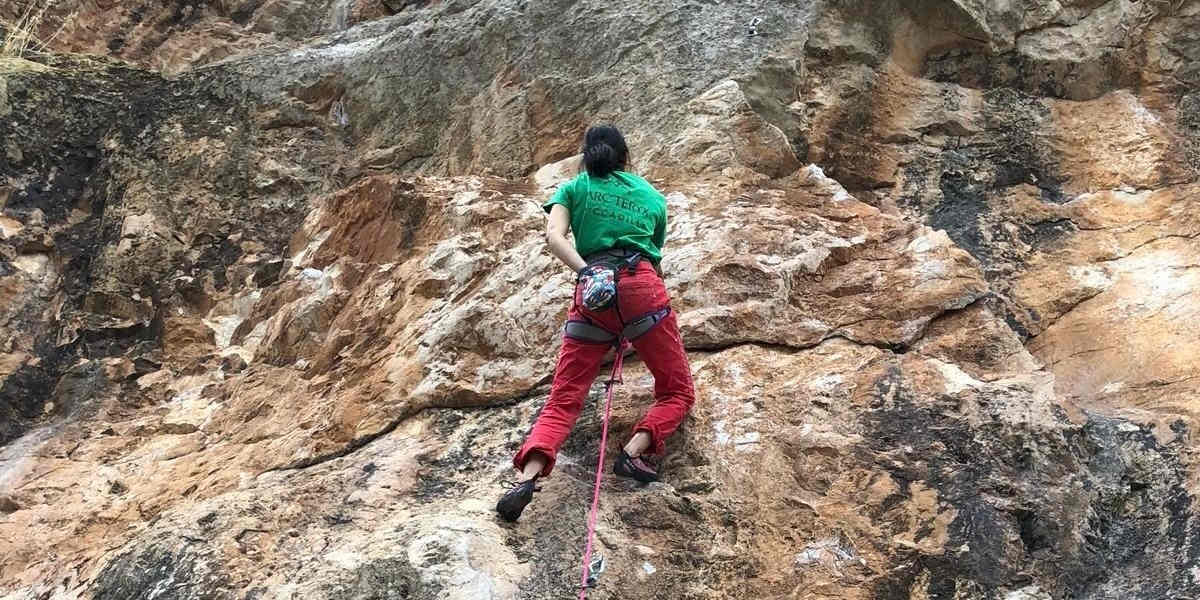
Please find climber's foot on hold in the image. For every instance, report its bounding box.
[496,477,539,522]
[613,450,659,483]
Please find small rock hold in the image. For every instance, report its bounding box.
[102,357,136,381]
[323,513,353,525]
[221,353,248,373]
[252,259,284,287]
[0,495,20,513]
[1004,586,1052,600]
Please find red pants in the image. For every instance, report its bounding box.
[513,261,696,477]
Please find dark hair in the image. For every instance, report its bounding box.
[581,125,629,178]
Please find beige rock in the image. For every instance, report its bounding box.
[0,216,22,239]
[647,79,802,179]
[1048,90,1193,195]
[1010,184,1200,421]
[9,254,49,277]
[533,153,582,194]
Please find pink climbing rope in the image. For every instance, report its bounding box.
[578,340,629,599]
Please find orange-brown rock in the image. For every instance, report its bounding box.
[1,0,1199,599]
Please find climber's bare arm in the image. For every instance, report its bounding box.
[546,204,587,273]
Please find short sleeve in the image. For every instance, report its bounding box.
[652,204,667,250]
[542,178,574,214]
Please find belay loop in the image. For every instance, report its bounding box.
[577,339,629,599]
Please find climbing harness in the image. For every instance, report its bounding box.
[566,249,671,345]
[564,307,670,345]
[577,339,629,598]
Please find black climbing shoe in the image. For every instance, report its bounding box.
[613,450,659,483]
[496,479,538,522]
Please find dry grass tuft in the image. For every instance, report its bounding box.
[1,1,70,59]
[1135,0,1189,27]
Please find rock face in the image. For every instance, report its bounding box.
[1,1,1199,599]
[1,1,397,74]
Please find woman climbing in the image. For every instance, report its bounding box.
[496,125,696,522]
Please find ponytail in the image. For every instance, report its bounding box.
[580,125,629,178]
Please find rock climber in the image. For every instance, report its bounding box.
[496,125,696,522]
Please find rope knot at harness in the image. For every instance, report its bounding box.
[577,339,630,599]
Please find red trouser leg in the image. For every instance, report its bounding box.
[513,260,696,476]
[628,309,695,456]
[610,262,695,456]
[513,335,609,477]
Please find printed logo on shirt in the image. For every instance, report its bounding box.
[586,190,649,226]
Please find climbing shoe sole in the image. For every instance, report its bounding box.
[613,450,659,483]
[496,479,537,522]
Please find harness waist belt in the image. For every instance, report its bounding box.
[584,249,644,272]
[584,248,641,263]
[563,307,671,345]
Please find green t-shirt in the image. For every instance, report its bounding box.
[542,171,667,264]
